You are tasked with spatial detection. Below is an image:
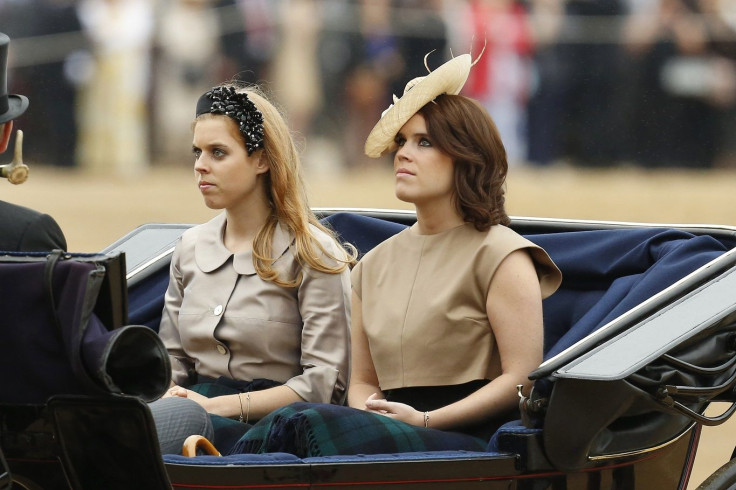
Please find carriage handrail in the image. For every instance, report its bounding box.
[661,352,736,375]
[662,397,736,427]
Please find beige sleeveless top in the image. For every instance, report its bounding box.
[351,223,562,391]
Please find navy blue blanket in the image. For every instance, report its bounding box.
[531,228,727,358]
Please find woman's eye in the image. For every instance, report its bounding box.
[394,137,406,147]
[192,148,202,159]
[419,137,431,147]
[213,148,226,158]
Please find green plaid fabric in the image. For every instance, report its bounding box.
[189,383,237,397]
[230,402,486,457]
[188,378,281,453]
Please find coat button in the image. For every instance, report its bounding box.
[214,305,223,316]
[216,344,227,355]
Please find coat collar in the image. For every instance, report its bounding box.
[195,213,293,275]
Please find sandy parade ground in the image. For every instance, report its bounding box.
[4,161,736,487]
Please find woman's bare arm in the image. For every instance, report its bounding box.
[348,292,384,409]
[365,249,544,429]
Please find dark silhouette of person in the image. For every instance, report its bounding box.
[0,32,67,252]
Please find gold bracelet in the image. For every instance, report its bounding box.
[245,392,251,425]
[424,411,430,428]
[237,393,244,423]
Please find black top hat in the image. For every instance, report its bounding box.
[0,32,29,124]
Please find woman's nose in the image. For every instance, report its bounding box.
[395,145,409,161]
[194,157,207,173]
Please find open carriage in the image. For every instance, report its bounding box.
[3,208,736,489]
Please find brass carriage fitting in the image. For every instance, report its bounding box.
[518,384,548,428]
[0,130,29,185]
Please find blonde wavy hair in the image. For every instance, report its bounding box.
[197,83,356,287]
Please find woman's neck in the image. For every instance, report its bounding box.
[224,196,272,253]
[413,199,464,235]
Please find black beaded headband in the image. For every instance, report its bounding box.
[195,86,265,155]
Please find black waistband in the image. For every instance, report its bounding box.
[191,375,281,393]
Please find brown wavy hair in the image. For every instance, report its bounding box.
[418,94,510,230]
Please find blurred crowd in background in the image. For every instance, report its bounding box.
[2,0,736,176]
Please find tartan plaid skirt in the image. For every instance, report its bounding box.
[188,377,282,454]
[230,402,487,457]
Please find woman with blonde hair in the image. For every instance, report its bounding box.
[151,82,355,454]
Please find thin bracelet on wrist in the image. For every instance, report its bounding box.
[237,393,244,423]
[424,411,430,428]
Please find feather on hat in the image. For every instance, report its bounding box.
[364,53,472,158]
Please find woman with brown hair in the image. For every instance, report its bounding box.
[234,53,562,456]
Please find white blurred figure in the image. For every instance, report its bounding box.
[153,0,220,165]
[270,0,322,138]
[77,0,154,177]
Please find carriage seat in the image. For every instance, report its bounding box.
[122,212,731,463]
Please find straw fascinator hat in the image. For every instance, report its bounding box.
[364,53,472,158]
